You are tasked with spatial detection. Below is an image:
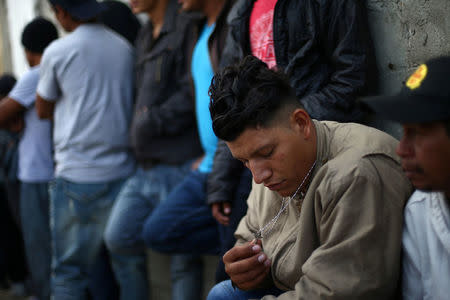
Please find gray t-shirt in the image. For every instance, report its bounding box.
[37,24,135,182]
[9,65,53,183]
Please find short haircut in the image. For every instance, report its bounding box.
[209,55,301,142]
[21,17,58,54]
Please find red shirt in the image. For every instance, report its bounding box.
[249,0,278,68]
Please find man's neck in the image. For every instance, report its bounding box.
[148,0,169,36]
[202,0,226,26]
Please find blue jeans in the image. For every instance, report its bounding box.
[104,165,203,300]
[207,280,283,300]
[49,177,126,300]
[143,170,220,255]
[20,182,51,300]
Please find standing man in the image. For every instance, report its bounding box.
[0,17,58,300]
[207,56,412,299]
[103,0,204,299]
[143,0,234,257]
[36,0,135,298]
[363,56,450,300]
[207,0,371,282]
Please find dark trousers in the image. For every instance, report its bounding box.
[215,169,252,283]
[0,183,28,284]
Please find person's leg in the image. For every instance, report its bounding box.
[49,177,125,300]
[215,169,252,283]
[106,164,201,300]
[207,280,283,300]
[170,255,203,300]
[143,171,220,255]
[20,182,51,300]
[87,244,119,300]
[104,168,153,300]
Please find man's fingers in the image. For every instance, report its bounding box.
[211,204,230,225]
[225,251,269,276]
[222,202,231,215]
[235,267,271,291]
[229,259,269,284]
[223,242,262,263]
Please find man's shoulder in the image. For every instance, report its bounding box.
[322,121,400,172]
[18,66,40,85]
[405,191,443,216]
[42,33,77,61]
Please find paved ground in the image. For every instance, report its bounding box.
[0,251,219,300]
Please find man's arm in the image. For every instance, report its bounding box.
[0,97,25,129]
[292,0,370,122]
[36,94,55,120]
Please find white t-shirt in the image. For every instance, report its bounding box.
[402,190,450,300]
[9,65,53,182]
[37,23,135,182]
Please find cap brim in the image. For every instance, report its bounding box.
[362,94,450,123]
[68,1,105,21]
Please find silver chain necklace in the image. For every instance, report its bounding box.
[253,160,317,240]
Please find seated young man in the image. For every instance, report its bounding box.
[207,56,413,300]
[363,56,450,300]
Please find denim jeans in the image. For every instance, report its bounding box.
[49,177,126,300]
[104,164,203,300]
[207,280,283,300]
[143,170,220,255]
[20,182,51,300]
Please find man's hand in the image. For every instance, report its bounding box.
[6,115,24,132]
[223,240,272,291]
[191,155,204,171]
[211,202,231,226]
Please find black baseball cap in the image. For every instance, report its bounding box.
[362,56,450,123]
[50,0,104,21]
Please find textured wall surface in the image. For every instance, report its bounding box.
[367,0,450,92]
[365,0,450,136]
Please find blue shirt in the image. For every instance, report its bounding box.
[37,24,135,182]
[9,66,53,182]
[191,24,218,173]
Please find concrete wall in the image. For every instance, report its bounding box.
[368,0,450,91]
[364,0,450,137]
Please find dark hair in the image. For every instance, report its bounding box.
[0,74,17,98]
[98,1,141,45]
[209,55,301,141]
[21,17,58,54]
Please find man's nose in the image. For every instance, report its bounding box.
[250,161,272,184]
[396,136,414,158]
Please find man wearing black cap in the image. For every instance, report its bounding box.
[0,17,58,300]
[36,1,136,299]
[363,56,450,300]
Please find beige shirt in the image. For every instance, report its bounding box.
[235,121,413,299]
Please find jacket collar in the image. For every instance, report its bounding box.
[430,192,450,253]
[312,119,330,173]
[159,0,179,36]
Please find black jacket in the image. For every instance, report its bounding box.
[207,0,371,204]
[130,0,202,165]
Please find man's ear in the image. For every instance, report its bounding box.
[290,108,312,139]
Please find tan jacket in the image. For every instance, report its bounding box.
[235,121,413,299]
